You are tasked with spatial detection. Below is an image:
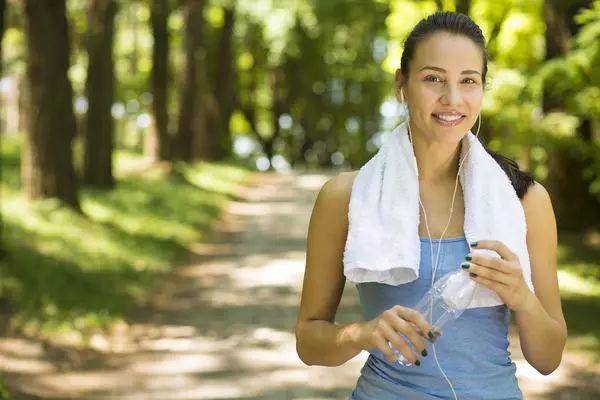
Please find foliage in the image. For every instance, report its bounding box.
[0,136,252,339]
[556,231,600,360]
[0,379,10,400]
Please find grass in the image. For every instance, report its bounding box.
[0,378,9,400]
[555,230,600,361]
[0,135,253,343]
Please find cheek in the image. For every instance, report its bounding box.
[421,85,442,100]
[412,88,440,111]
[465,88,484,107]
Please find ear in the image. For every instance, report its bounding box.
[394,68,406,103]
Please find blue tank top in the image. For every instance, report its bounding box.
[348,236,523,400]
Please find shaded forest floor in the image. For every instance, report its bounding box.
[1,170,599,399]
[0,137,253,337]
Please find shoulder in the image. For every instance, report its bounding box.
[520,180,555,223]
[316,170,359,206]
[519,180,558,265]
[311,170,359,227]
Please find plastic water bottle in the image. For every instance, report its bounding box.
[391,269,478,366]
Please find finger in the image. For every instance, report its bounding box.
[380,321,418,364]
[390,317,428,357]
[462,261,511,285]
[406,321,442,342]
[470,272,507,293]
[471,240,518,262]
[372,331,398,363]
[468,252,509,273]
[392,305,437,341]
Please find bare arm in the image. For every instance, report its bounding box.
[295,171,459,367]
[294,172,365,367]
[514,181,567,375]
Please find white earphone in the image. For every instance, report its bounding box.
[401,89,481,400]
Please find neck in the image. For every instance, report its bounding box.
[407,119,463,184]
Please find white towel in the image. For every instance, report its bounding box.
[343,119,535,309]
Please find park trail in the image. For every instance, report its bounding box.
[0,170,598,399]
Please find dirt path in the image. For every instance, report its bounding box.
[0,170,598,399]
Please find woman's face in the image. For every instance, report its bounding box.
[396,32,484,143]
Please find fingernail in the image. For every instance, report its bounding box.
[470,241,478,247]
[428,330,434,339]
[421,349,428,357]
[415,359,421,366]
[465,253,472,261]
[461,262,470,269]
[470,272,477,277]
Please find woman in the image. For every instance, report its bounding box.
[295,11,567,400]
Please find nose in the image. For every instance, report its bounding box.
[441,84,462,105]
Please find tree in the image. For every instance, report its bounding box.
[83,0,118,188]
[205,5,235,161]
[22,0,79,209]
[0,0,5,257]
[147,0,172,161]
[542,0,598,230]
[455,0,470,15]
[175,0,206,161]
[0,0,5,80]
[542,0,577,112]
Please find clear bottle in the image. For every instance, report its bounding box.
[390,269,478,366]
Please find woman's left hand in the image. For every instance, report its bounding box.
[463,240,534,312]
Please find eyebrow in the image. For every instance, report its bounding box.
[418,66,481,75]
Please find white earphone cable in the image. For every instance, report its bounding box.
[404,94,481,400]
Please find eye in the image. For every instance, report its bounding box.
[424,75,443,83]
[463,78,478,84]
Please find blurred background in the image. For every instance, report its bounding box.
[0,0,598,398]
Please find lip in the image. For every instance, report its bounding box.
[431,113,466,127]
[432,112,466,117]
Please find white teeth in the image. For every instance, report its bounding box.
[434,113,462,121]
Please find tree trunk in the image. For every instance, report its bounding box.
[83,0,117,188]
[200,90,221,160]
[22,0,80,209]
[263,138,274,167]
[267,68,286,169]
[211,5,235,160]
[147,0,171,161]
[0,0,5,257]
[0,0,5,82]
[542,0,592,111]
[175,0,205,162]
[542,0,572,112]
[129,2,139,76]
[455,0,470,15]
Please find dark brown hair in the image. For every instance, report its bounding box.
[400,11,534,198]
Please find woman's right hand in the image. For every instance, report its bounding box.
[356,305,441,365]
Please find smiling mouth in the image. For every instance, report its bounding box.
[431,113,466,126]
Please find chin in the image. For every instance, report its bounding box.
[430,121,465,134]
